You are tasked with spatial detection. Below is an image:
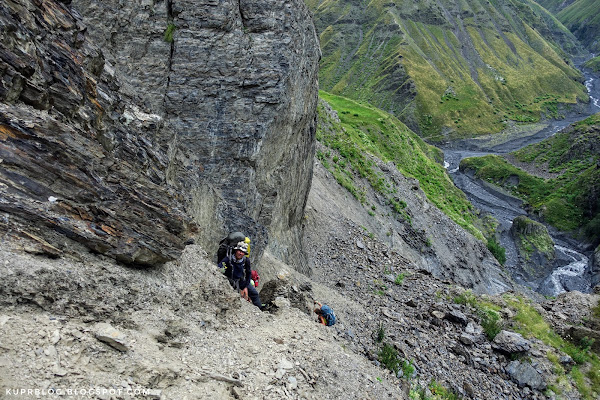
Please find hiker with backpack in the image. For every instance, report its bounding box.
[313,301,336,326]
[218,241,263,310]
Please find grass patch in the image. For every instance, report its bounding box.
[317,93,484,240]
[460,114,600,242]
[395,273,406,285]
[454,290,502,340]
[310,0,586,141]
[486,235,506,265]
[164,23,176,43]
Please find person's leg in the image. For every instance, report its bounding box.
[246,285,262,309]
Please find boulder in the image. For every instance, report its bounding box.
[492,330,531,355]
[505,360,547,390]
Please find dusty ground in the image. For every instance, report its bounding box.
[0,241,407,400]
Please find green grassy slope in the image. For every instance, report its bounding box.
[309,0,587,143]
[584,56,600,73]
[317,91,483,239]
[537,0,600,53]
[460,113,600,243]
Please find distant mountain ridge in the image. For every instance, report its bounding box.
[308,0,589,143]
[536,0,600,54]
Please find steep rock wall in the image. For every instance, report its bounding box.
[0,0,320,270]
[72,0,320,270]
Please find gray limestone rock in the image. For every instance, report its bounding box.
[505,360,547,390]
[492,330,531,355]
[1,0,320,270]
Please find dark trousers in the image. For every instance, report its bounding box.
[246,284,262,308]
[229,279,262,309]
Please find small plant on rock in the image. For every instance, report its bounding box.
[164,23,176,43]
[378,343,402,375]
[394,273,406,285]
[376,322,385,343]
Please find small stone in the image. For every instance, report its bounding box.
[445,310,469,325]
[492,330,531,354]
[95,323,129,352]
[459,334,475,346]
[52,366,67,377]
[279,358,294,370]
[50,330,60,345]
[288,376,298,389]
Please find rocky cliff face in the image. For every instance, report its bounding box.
[1,0,320,269]
[510,215,556,287]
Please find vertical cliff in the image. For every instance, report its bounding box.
[1,0,320,270]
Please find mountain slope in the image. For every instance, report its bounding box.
[308,0,588,142]
[311,94,514,294]
[537,0,600,53]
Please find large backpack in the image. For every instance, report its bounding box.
[216,231,248,264]
[320,305,336,326]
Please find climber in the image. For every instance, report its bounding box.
[219,241,263,309]
[313,301,336,326]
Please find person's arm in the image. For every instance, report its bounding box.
[219,257,230,276]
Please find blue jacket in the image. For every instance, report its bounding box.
[219,256,251,290]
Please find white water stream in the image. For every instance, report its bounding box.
[548,246,589,295]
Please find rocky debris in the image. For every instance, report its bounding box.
[542,290,600,353]
[302,216,587,399]
[0,242,408,399]
[305,149,514,295]
[259,278,313,315]
[95,323,129,352]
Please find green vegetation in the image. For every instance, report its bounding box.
[511,216,555,268]
[376,323,385,343]
[454,290,502,340]
[583,56,600,73]
[164,23,176,43]
[394,273,406,285]
[486,235,506,265]
[409,381,461,400]
[449,291,599,398]
[460,113,600,243]
[309,0,587,141]
[555,0,600,54]
[505,295,600,399]
[378,343,403,374]
[317,92,484,239]
[375,323,415,379]
[378,343,415,379]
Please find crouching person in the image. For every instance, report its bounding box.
[220,242,263,310]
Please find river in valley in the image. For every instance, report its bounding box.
[443,68,600,296]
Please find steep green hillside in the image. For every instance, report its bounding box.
[317,91,483,239]
[460,113,600,244]
[308,0,587,143]
[584,56,600,73]
[537,0,600,53]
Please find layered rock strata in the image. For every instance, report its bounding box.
[1,0,320,269]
